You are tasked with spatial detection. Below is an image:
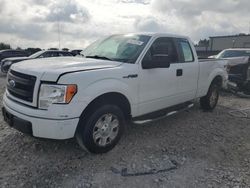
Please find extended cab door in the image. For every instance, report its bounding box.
[138,37,183,115]
[174,38,199,102]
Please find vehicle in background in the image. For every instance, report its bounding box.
[0,50,28,62]
[70,49,82,56]
[218,48,250,58]
[48,48,59,50]
[211,48,250,59]
[2,33,228,153]
[227,57,250,95]
[1,50,73,73]
[210,48,250,95]
[208,55,217,58]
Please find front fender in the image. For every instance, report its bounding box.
[81,78,136,113]
[57,63,139,117]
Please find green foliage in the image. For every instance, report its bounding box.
[197,39,209,47]
[0,42,11,50]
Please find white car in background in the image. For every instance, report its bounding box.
[211,48,250,59]
[211,48,250,95]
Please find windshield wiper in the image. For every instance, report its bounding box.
[85,55,112,61]
[113,58,134,64]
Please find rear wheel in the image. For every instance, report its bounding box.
[76,105,125,154]
[200,83,219,111]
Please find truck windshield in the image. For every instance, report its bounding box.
[81,34,151,63]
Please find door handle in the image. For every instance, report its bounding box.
[176,69,183,77]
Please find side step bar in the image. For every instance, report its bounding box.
[132,102,194,125]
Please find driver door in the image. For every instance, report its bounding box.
[138,37,182,116]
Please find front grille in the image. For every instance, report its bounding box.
[7,70,36,102]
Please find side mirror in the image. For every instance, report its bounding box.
[142,55,171,69]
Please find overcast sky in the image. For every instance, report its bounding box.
[0,0,249,49]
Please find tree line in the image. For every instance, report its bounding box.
[0,42,42,55]
[0,42,70,55]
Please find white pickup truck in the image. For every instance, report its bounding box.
[2,33,228,153]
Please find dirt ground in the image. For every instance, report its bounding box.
[0,73,250,188]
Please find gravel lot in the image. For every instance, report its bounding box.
[0,73,250,188]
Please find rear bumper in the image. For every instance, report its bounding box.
[3,94,79,140]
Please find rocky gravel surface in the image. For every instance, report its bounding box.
[0,74,250,188]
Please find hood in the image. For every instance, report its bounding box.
[11,57,122,81]
[3,56,30,62]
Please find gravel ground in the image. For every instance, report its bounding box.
[0,74,250,188]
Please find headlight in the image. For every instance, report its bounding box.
[39,84,77,109]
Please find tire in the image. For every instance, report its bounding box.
[200,83,219,111]
[76,104,125,154]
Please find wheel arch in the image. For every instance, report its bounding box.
[78,92,132,124]
[75,92,129,153]
[200,75,221,111]
[211,75,223,88]
[205,71,224,95]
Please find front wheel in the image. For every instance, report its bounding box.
[76,105,125,154]
[200,84,219,111]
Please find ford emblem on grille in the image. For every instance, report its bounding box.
[9,80,16,88]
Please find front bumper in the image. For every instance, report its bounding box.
[2,107,33,135]
[3,93,80,140]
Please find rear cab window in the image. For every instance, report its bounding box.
[176,38,194,63]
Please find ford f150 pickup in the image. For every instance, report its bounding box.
[2,33,228,153]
